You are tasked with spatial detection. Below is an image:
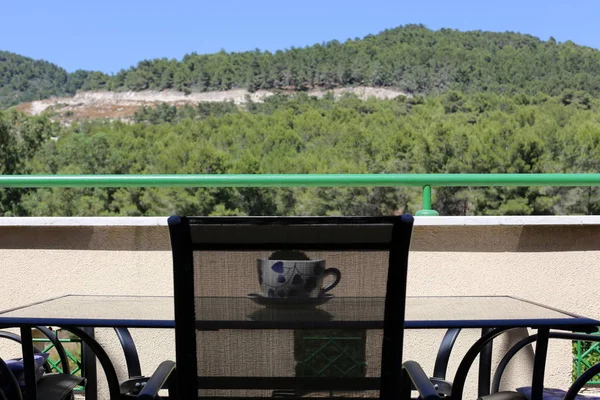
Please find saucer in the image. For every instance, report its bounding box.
[247,307,334,322]
[247,293,334,308]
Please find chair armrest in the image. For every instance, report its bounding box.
[120,377,149,395]
[137,361,176,400]
[402,360,441,400]
[429,377,453,397]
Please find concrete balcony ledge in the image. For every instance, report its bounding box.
[2,215,599,253]
[2,215,600,226]
[0,216,169,226]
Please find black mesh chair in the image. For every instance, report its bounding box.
[139,214,435,400]
[0,329,84,400]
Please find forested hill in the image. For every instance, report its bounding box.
[108,25,600,95]
[3,25,600,109]
[0,51,108,109]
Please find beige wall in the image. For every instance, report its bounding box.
[0,217,598,399]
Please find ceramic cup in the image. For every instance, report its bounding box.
[257,259,341,298]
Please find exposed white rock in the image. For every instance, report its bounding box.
[24,86,409,118]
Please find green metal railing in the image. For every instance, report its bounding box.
[2,173,600,216]
[574,335,600,385]
[33,329,84,392]
[295,329,367,380]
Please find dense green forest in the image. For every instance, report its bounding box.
[4,25,600,109]
[1,91,599,217]
[0,51,108,108]
[2,25,600,216]
[106,25,600,96]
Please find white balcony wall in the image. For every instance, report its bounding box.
[0,216,599,399]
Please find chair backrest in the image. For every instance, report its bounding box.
[168,215,414,399]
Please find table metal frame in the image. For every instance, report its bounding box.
[0,294,597,400]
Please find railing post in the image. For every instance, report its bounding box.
[576,340,582,378]
[415,185,439,216]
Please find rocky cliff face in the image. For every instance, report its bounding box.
[15,86,409,123]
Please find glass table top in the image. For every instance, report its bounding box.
[0,295,596,330]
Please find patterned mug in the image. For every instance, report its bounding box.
[257,259,341,298]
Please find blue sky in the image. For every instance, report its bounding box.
[2,0,599,74]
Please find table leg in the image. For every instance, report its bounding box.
[479,327,493,397]
[81,327,98,400]
[20,326,37,400]
[531,328,550,400]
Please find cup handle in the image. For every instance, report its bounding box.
[320,268,341,294]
